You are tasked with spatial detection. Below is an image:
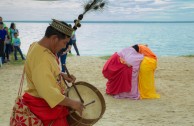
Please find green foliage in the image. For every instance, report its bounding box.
[7,53,25,65]
[67,53,74,57]
[4,52,75,66]
[99,55,111,60]
[181,54,194,57]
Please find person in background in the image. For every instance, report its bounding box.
[12,32,25,60]
[69,31,80,56]
[136,44,160,99]
[58,37,73,72]
[10,22,19,39]
[102,43,160,100]
[10,22,19,52]
[4,27,11,61]
[102,45,144,100]
[0,16,7,28]
[0,22,7,64]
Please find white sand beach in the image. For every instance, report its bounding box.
[0,56,194,126]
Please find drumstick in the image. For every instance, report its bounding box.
[69,100,96,114]
[61,76,70,88]
[84,100,95,107]
[63,64,85,103]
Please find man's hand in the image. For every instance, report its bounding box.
[61,73,76,83]
[62,52,67,55]
[70,100,85,116]
[59,97,85,116]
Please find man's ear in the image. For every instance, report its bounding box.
[51,35,59,43]
[55,37,59,44]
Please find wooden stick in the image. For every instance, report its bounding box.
[61,74,70,88]
[69,100,96,114]
[84,100,95,107]
[63,64,84,103]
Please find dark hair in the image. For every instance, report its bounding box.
[45,21,70,39]
[69,24,72,28]
[0,22,3,25]
[10,22,15,29]
[132,44,139,52]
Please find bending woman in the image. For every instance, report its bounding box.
[137,44,160,99]
[102,46,143,99]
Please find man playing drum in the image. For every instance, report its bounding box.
[22,19,84,126]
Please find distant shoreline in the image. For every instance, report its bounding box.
[4,21,194,23]
[3,21,194,56]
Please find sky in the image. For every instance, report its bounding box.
[0,0,194,21]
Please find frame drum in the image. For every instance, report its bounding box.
[67,81,106,126]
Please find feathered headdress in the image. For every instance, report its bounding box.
[73,0,107,30]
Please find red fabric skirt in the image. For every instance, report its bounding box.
[102,53,132,95]
[23,93,69,126]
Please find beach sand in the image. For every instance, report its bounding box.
[0,56,194,126]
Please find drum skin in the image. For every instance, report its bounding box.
[67,81,106,126]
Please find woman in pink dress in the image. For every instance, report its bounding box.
[102,45,144,100]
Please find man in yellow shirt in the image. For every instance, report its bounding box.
[23,19,84,126]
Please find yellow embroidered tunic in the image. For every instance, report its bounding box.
[24,42,66,108]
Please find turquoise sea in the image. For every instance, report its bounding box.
[5,21,194,56]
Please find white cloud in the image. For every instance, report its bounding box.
[0,0,194,21]
[179,4,194,9]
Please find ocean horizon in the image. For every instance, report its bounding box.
[4,21,194,56]
[5,20,194,23]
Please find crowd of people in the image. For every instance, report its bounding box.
[0,16,25,67]
[0,16,80,70]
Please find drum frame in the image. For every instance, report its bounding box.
[67,81,106,126]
